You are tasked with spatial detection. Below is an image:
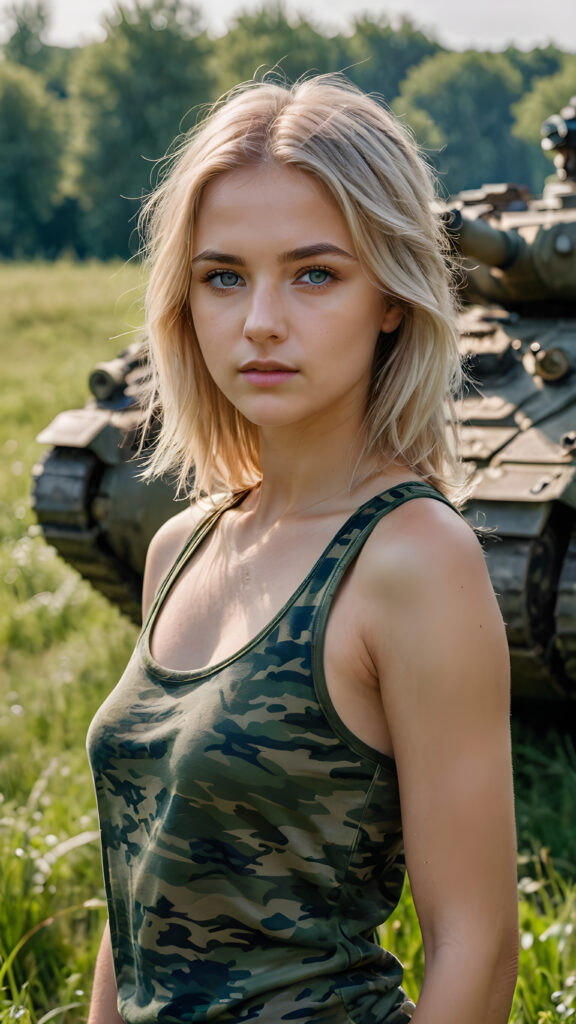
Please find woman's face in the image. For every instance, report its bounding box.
[189,163,402,434]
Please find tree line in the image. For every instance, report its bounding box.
[0,0,575,260]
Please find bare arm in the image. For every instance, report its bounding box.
[363,501,518,1023]
[88,504,205,1022]
[87,922,123,1024]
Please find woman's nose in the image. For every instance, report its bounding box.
[243,284,287,344]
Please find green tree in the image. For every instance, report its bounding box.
[513,54,576,144]
[2,0,82,99]
[1,0,50,73]
[503,44,563,92]
[0,61,64,257]
[212,3,338,95]
[511,56,576,191]
[394,50,531,195]
[340,14,442,103]
[70,0,215,258]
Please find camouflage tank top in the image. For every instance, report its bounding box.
[87,480,454,1024]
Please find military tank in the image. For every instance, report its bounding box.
[32,99,576,699]
[31,345,188,625]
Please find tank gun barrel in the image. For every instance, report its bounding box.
[443,208,522,269]
[442,204,576,305]
[88,340,145,401]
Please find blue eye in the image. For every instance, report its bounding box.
[208,270,242,289]
[300,268,332,286]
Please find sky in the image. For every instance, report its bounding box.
[0,0,575,52]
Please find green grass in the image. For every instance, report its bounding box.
[1,261,141,1021]
[1,261,576,1022]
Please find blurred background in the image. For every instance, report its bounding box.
[0,0,575,259]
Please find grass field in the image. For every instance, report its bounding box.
[1,261,575,1023]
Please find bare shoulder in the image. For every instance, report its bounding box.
[357,499,517,979]
[359,496,488,601]
[355,496,508,708]
[141,498,212,622]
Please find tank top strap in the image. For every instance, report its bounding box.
[307,479,458,625]
[305,480,458,763]
[141,489,250,634]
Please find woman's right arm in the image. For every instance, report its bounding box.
[88,504,204,1022]
[87,922,123,1024]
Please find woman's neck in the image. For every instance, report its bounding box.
[245,414,386,527]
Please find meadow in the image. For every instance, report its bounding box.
[0,262,575,1023]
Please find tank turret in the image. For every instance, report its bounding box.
[439,100,576,700]
[442,98,576,311]
[32,101,576,700]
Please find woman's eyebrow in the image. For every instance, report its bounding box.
[280,244,357,263]
[191,243,357,266]
[191,250,244,266]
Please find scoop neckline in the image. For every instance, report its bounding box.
[140,479,436,684]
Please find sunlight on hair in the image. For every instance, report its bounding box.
[138,73,467,505]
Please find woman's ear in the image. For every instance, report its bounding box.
[381,301,403,334]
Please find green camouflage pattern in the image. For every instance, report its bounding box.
[87,481,454,1023]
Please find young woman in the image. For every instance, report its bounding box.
[87,76,518,1024]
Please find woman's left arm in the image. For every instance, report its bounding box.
[364,501,519,1024]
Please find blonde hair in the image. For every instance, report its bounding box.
[139,74,464,503]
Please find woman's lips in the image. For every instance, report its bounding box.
[240,363,298,386]
[241,369,298,386]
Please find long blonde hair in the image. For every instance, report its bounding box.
[139,74,464,503]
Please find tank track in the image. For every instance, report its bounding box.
[32,446,142,624]
[483,525,575,699]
